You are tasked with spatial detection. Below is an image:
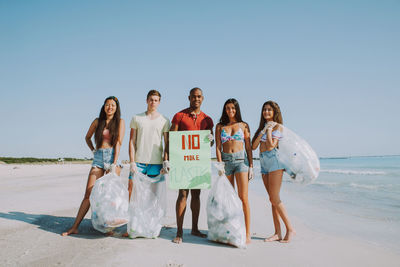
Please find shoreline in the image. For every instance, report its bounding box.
[0,164,399,266]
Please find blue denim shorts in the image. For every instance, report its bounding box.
[92,148,121,170]
[260,148,284,174]
[221,150,249,176]
[129,163,164,182]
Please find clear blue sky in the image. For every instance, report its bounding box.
[0,0,399,159]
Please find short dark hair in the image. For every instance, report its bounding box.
[147,89,161,100]
[189,87,202,95]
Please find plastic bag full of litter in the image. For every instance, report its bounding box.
[127,172,167,238]
[206,164,246,248]
[89,172,129,233]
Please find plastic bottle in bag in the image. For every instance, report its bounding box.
[206,164,246,248]
[89,172,129,233]
[127,172,167,238]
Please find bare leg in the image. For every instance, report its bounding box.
[150,182,158,196]
[225,174,235,189]
[190,189,206,237]
[235,171,251,243]
[115,165,122,176]
[172,189,189,243]
[267,170,295,243]
[128,179,133,201]
[262,173,282,241]
[61,167,104,236]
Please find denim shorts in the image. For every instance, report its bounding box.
[221,150,249,176]
[260,148,284,174]
[92,148,121,170]
[129,163,164,182]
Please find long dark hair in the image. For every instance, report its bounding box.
[253,100,283,140]
[218,98,244,126]
[94,96,121,149]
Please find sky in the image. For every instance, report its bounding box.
[0,0,399,159]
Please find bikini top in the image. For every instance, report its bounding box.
[221,128,244,144]
[260,130,282,142]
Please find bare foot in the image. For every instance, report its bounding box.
[191,230,207,238]
[61,228,78,236]
[172,236,183,244]
[264,234,282,242]
[105,231,116,236]
[280,230,296,243]
[246,236,251,244]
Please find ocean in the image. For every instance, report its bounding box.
[249,155,400,250]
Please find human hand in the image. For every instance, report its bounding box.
[92,149,97,155]
[130,162,137,174]
[248,167,254,181]
[215,162,225,176]
[266,121,277,131]
[111,163,117,174]
[162,160,170,174]
[207,133,214,142]
[260,123,269,135]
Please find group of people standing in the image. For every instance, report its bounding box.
[61,87,295,244]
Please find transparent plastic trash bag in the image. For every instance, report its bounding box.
[89,172,129,233]
[277,125,320,184]
[127,172,167,238]
[206,164,246,248]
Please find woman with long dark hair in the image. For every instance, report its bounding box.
[252,100,295,243]
[62,96,125,236]
[215,98,253,244]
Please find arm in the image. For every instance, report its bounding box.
[165,123,179,159]
[251,131,262,150]
[244,123,253,167]
[267,124,282,149]
[85,119,98,151]
[215,124,222,162]
[163,132,169,161]
[252,123,268,150]
[129,128,137,163]
[113,118,125,164]
[209,128,214,147]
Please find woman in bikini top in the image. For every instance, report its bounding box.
[251,100,295,243]
[215,98,253,244]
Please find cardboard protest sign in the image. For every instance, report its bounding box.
[168,130,211,189]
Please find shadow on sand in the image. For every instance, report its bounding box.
[0,211,245,247]
[0,211,108,239]
[158,226,238,248]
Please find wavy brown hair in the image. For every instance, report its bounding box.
[218,98,244,126]
[253,100,283,140]
[94,96,121,149]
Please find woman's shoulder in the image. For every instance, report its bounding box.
[274,124,283,132]
[239,121,249,130]
[215,123,223,130]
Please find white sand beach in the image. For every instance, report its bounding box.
[0,163,399,267]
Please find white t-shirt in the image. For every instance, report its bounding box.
[130,112,170,164]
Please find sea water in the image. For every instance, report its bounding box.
[249,155,400,250]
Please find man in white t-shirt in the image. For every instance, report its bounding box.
[128,90,170,199]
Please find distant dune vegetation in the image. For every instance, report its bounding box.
[0,157,92,164]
